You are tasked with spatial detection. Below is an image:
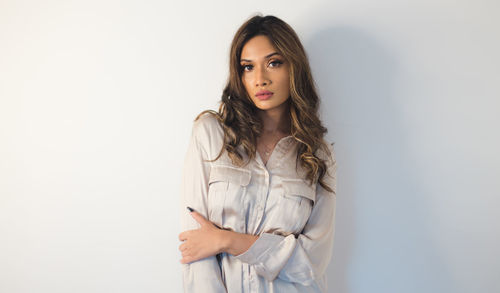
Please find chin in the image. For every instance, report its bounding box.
[254,99,289,111]
[254,102,276,111]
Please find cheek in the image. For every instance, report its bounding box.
[242,76,251,92]
[279,74,290,95]
[241,79,254,103]
[276,67,289,83]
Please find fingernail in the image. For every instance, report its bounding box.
[187,206,194,212]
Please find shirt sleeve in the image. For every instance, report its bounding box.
[180,120,227,293]
[233,143,337,289]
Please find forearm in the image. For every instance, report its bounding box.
[220,230,259,256]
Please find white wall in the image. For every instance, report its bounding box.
[1,0,498,292]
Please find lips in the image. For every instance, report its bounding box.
[256,90,273,100]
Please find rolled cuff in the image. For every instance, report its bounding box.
[234,232,297,281]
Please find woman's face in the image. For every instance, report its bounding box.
[240,35,290,112]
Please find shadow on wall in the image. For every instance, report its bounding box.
[305,26,454,293]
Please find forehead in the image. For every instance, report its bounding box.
[240,35,279,60]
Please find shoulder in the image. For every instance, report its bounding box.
[316,139,336,166]
[191,111,223,141]
[314,139,337,196]
[190,111,225,156]
[317,139,337,181]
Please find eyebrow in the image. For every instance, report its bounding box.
[240,52,281,62]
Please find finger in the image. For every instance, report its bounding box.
[179,243,186,251]
[190,211,208,226]
[178,230,191,241]
[180,255,193,264]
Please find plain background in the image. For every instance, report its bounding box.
[1,0,499,292]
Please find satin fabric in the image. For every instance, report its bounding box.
[180,113,337,293]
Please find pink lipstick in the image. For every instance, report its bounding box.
[256,90,273,100]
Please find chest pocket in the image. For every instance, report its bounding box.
[279,178,316,234]
[207,165,251,231]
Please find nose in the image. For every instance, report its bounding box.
[255,65,271,87]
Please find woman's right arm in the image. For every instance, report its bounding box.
[180,121,227,293]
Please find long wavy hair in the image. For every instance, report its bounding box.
[196,14,334,193]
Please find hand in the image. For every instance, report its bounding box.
[178,210,227,264]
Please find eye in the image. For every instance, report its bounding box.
[269,60,283,68]
[241,64,253,71]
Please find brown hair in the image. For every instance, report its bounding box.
[196,14,334,192]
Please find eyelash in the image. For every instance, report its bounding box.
[241,60,283,71]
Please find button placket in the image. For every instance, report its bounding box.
[253,168,269,232]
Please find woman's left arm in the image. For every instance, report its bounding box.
[181,145,337,289]
[232,146,337,288]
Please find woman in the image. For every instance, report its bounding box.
[178,14,336,293]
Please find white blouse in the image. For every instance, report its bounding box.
[180,113,337,293]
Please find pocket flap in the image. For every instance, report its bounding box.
[209,165,251,186]
[281,178,316,202]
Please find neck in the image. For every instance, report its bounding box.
[257,101,291,135]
